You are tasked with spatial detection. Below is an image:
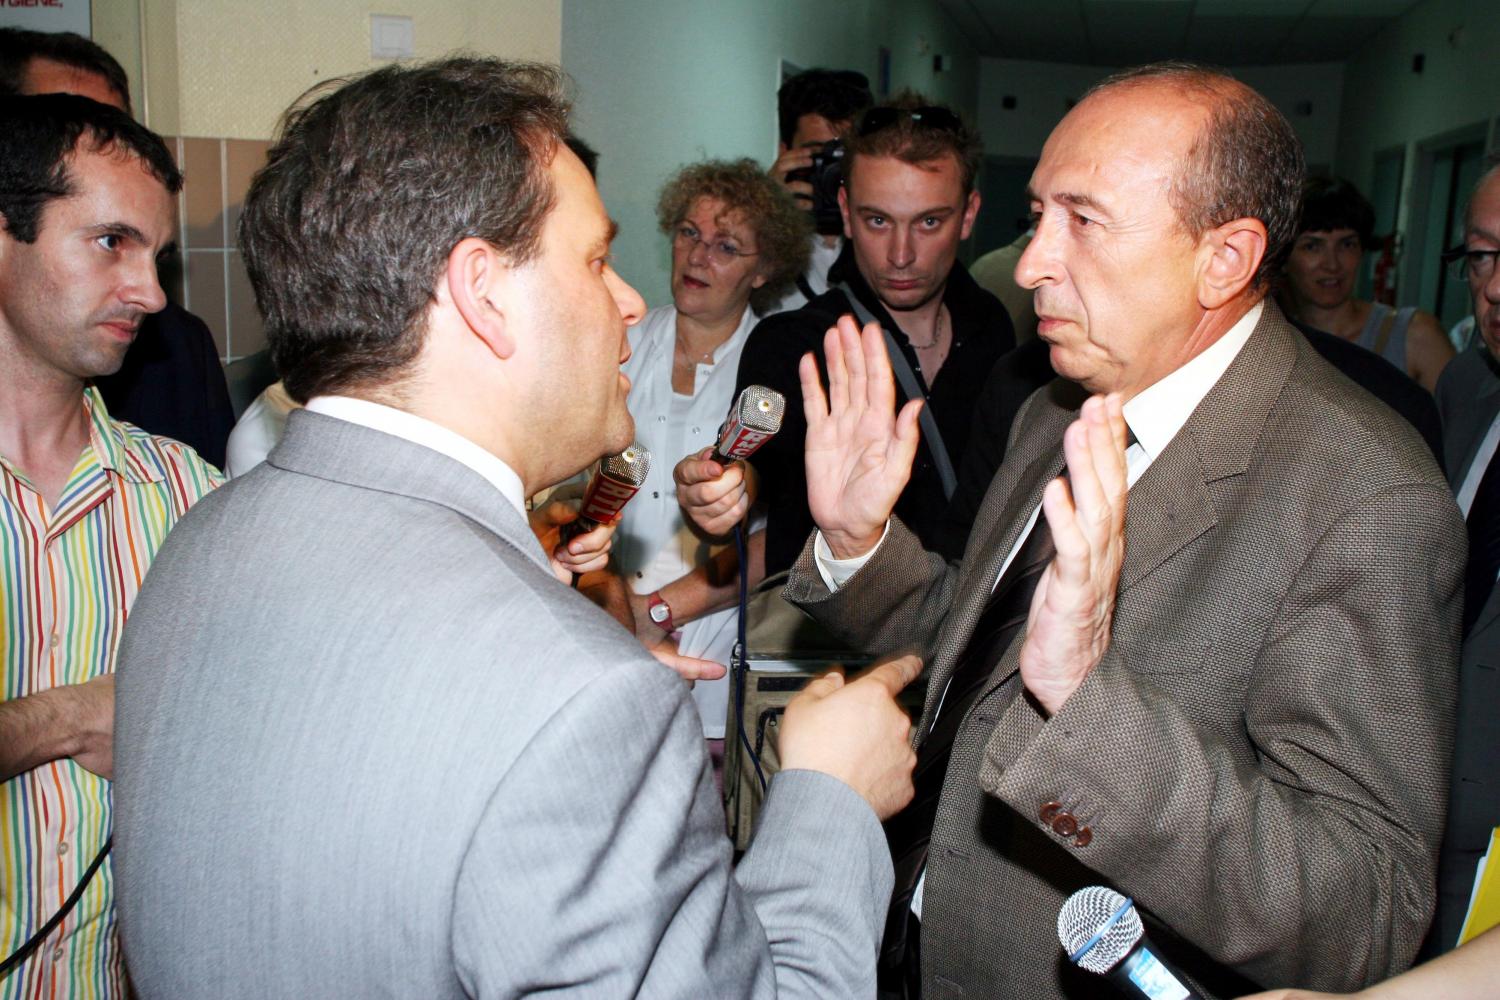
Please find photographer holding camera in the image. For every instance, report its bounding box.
[678,93,1016,580]
[766,68,872,314]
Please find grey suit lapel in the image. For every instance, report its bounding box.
[268,410,553,574]
[1472,577,1500,638]
[1455,380,1500,489]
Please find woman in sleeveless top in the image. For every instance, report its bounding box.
[1280,177,1453,391]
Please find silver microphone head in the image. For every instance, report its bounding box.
[1057,886,1144,974]
[736,385,786,434]
[600,442,651,487]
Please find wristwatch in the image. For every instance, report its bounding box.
[646,592,675,634]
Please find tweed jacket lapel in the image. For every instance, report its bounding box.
[912,434,1068,740]
[917,303,1300,739]
[268,409,553,574]
[1118,301,1299,581]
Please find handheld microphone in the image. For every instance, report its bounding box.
[1057,887,1202,1000]
[710,385,785,464]
[560,442,651,545]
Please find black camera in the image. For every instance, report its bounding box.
[785,139,846,237]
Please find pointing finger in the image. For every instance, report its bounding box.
[859,653,923,695]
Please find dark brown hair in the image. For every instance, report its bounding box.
[0,28,131,110]
[1088,62,1305,291]
[843,92,982,195]
[656,158,811,315]
[777,69,871,147]
[239,57,570,404]
[0,93,180,244]
[1297,176,1376,249]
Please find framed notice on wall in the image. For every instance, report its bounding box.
[0,1,92,38]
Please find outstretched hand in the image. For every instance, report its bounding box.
[1019,393,1129,715]
[779,654,921,820]
[802,314,923,560]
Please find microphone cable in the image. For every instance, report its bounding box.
[731,522,768,797]
[0,836,112,980]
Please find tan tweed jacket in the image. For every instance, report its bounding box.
[785,300,1465,999]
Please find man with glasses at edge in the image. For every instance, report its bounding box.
[676,95,1016,586]
[1429,156,1500,959]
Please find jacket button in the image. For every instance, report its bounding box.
[1073,826,1092,848]
[1040,801,1062,824]
[1051,812,1078,838]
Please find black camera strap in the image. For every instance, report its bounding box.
[834,284,958,501]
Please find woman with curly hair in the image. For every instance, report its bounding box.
[613,158,809,746]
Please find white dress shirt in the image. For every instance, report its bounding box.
[225,381,299,478]
[1457,409,1500,517]
[305,395,526,516]
[811,300,1265,919]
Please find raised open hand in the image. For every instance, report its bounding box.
[1018,393,1129,715]
[802,314,923,559]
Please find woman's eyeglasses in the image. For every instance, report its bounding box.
[674,224,758,267]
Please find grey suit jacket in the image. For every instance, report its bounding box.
[113,411,893,998]
[1430,345,1500,953]
[1438,344,1500,487]
[786,302,1463,999]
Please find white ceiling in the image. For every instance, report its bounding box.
[938,0,1426,66]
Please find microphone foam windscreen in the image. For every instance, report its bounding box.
[1057,886,1144,974]
[601,443,651,486]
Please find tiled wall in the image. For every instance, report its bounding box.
[164,136,269,364]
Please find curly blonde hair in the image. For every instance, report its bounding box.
[656,158,812,315]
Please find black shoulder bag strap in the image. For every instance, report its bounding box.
[834,284,958,501]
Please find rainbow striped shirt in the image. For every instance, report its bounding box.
[2,388,221,1000]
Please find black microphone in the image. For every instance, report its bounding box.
[710,385,785,464]
[1057,886,1202,1000]
[560,442,651,545]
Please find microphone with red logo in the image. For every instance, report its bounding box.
[710,385,786,465]
[560,442,652,547]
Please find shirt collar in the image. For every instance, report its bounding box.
[83,385,161,484]
[1122,300,1263,462]
[304,395,527,515]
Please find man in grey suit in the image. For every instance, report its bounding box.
[111,58,920,998]
[776,64,1462,997]
[1430,160,1500,955]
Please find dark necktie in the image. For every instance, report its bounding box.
[1464,450,1500,634]
[879,503,1056,978]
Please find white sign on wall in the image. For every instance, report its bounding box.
[0,1,93,39]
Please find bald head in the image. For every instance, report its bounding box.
[1084,63,1304,290]
[1463,163,1500,357]
[1468,161,1500,232]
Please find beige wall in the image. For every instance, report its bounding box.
[103,0,561,139]
[87,0,562,364]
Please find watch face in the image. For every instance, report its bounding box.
[650,603,670,623]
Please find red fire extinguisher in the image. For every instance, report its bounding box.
[1372,233,1398,306]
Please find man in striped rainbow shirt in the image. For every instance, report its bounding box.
[0,93,222,998]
